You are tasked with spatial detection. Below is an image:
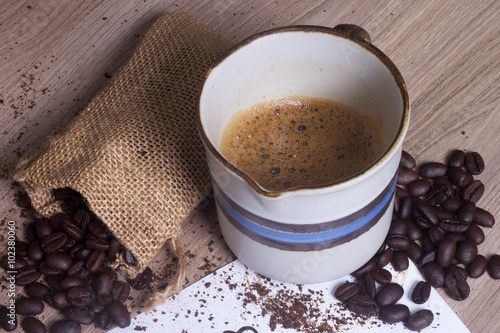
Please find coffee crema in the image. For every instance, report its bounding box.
[220,96,385,191]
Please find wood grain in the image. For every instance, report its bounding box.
[1,1,499,332]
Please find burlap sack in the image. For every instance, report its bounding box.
[14,11,233,304]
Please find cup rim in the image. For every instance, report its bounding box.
[197,25,409,198]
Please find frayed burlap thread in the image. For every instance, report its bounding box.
[14,11,233,305]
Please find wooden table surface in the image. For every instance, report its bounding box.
[1,1,499,332]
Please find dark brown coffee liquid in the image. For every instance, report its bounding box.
[220,96,385,191]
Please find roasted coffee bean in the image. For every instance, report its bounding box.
[375,248,393,268]
[85,250,106,273]
[419,162,447,179]
[424,185,448,205]
[462,180,484,203]
[41,232,68,253]
[16,265,41,286]
[407,179,431,197]
[62,222,85,240]
[106,300,131,328]
[85,235,110,251]
[439,219,469,233]
[75,248,92,261]
[50,291,71,310]
[391,250,409,271]
[16,240,30,258]
[428,226,444,246]
[455,240,478,265]
[465,151,485,175]
[386,235,411,251]
[347,295,377,316]
[412,199,438,226]
[488,254,500,279]
[371,268,392,285]
[68,244,85,258]
[434,205,455,221]
[447,167,472,189]
[25,282,51,300]
[67,286,93,307]
[411,281,431,304]
[121,249,138,267]
[398,167,419,185]
[388,219,408,237]
[63,306,95,325]
[447,149,466,168]
[0,306,17,331]
[87,300,106,314]
[441,196,462,213]
[1,256,28,271]
[466,255,488,278]
[474,207,495,227]
[95,310,114,330]
[447,265,468,280]
[357,273,376,299]
[16,297,44,316]
[444,268,470,301]
[67,261,89,278]
[74,209,90,229]
[405,241,423,263]
[28,241,44,262]
[107,238,121,260]
[420,234,436,253]
[88,222,110,240]
[21,316,47,333]
[26,222,37,243]
[398,196,412,220]
[97,272,115,297]
[419,251,436,267]
[405,309,434,331]
[374,283,404,307]
[39,263,63,276]
[378,304,410,324]
[423,262,445,288]
[49,320,81,333]
[437,238,457,267]
[433,176,454,195]
[458,202,476,223]
[111,281,130,303]
[46,275,64,291]
[400,150,416,169]
[60,276,86,290]
[49,213,73,232]
[445,232,467,243]
[45,252,73,271]
[351,258,376,278]
[35,219,54,239]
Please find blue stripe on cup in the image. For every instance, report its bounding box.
[214,172,397,251]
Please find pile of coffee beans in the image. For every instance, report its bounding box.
[1,188,153,332]
[335,149,498,331]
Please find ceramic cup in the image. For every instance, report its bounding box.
[197,24,409,284]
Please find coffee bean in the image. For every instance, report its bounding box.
[49,320,81,333]
[419,251,436,267]
[50,291,71,310]
[375,248,393,268]
[439,218,469,233]
[419,162,447,179]
[447,150,466,168]
[1,256,27,271]
[35,219,54,239]
[391,250,409,271]
[75,248,92,261]
[28,241,45,262]
[428,226,444,246]
[423,262,445,288]
[351,258,376,278]
[45,252,73,272]
[445,232,467,243]
[67,286,94,307]
[371,268,392,285]
[85,236,110,251]
[420,235,436,253]
[433,176,454,196]
[447,167,472,189]
[466,255,488,278]
[412,199,438,226]
[95,310,114,330]
[411,281,431,304]
[121,249,138,267]
[386,234,411,251]
[16,297,44,316]
[436,238,457,267]
[85,250,106,273]
[405,309,434,331]
[397,167,419,185]
[378,304,410,324]
[88,222,110,240]
[462,180,484,203]
[455,240,478,265]
[106,300,131,328]
[107,238,121,260]
[45,275,64,291]
[96,272,115,297]
[334,282,360,303]
[474,207,495,227]
[15,240,30,258]
[400,150,416,169]
[347,295,377,316]
[87,300,106,314]
[111,281,130,303]
[128,266,153,290]
[465,151,485,175]
[405,241,423,263]
[67,261,88,278]
[22,317,47,333]
[63,306,95,325]
[374,283,404,307]
[424,185,448,206]
[444,268,470,301]
[388,219,408,237]
[41,233,68,253]
[16,265,41,286]
[0,306,17,331]
[357,273,376,299]
[488,254,500,279]
[441,196,462,213]
[407,179,431,197]
[39,263,63,276]
[398,196,412,220]
[25,282,51,300]
[62,222,85,240]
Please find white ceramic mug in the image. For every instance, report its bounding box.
[197,24,409,284]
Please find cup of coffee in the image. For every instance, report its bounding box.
[197,24,409,283]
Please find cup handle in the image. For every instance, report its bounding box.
[333,24,371,44]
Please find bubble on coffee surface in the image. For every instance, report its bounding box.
[220,96,385,191]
